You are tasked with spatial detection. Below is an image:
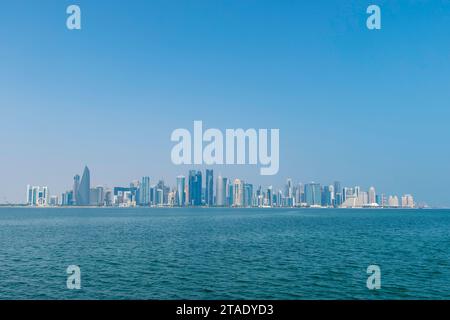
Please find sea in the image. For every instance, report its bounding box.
[0,207,449,300]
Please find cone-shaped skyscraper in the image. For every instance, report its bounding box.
[77,166,90,206]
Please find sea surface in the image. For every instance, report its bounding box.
[0,207,449,300]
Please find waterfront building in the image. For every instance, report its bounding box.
[205,169,214,206]
[155,188,164,206]
[228,182,234,206]
[359,191,369,206]
[322,185,334,207]
[176,176,186,206]
[368,186,376,204]
[140,176,151,206]
[305,182,321,206]
[73,174,80,205]
[77,166,91,206]
[333,181,342,207]
[266,186,273,207]
[243,183,253,207]
[215,175,227,206]
[89,188,99,206]
[233,179,244,207]
[26,185,48,206]
[401,194,415,208]
[188,170,202,206]
[388,195,400,207]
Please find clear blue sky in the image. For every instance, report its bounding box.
[1,0,449,206]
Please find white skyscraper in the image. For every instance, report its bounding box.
[233,179,244,207]
[401,194,415,208]
[26,185,48,206]
[388,195,399,207]
[368,187,376,204]
[215,175,227,206]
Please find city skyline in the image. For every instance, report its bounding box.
[1,1,450,206]
[24,165,421,209]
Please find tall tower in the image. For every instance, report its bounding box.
[188,170,202,206]
[77,166,90,206]
[233,179,243,207]
[333,181,342,207]
[215,175,227,206]
[73,174,80,205]
[205,169,214,206]
[305,182,321,206]
[140,176,151,205]
[176,176,185,206]
[368,186,376,204]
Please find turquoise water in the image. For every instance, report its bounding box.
[0,207,449,299]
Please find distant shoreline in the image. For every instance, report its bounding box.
[0,205,444,210]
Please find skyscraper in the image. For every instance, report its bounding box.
[73,174,80,205]
[305,182,321,206]
[77,166,90,206]
[228,182,234,206]
[176,175,185,206]
[285,178,294,207]
[233,179,243,206]
[322,185,334,207]
[267,186,273,207]
[333,181,342,207]
[26,185,48,206]
[140,176,151,206]
[26,185,33,205]
[215,175,227,206]
[188,170,202,206]
[89,188,99,206]
[205,169,214,206]
[243,183,253,207]
[388,195,399,207]
[368,186,376,204]
[401,194,415,208]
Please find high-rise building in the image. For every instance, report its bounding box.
[140,176,151,206]
[333,181,342,207]
[61,190,73,206]
[285,178,294,207]
[266,186,273,207]
[150,186,156,205]
[156,188,164,206]
[228,182,234,206]
[73,174,80,205]
[277,189,283,207]
[176,175,185,206]
[295,183,305,204]
[26,185,33,205]
[368,186,376,204]
[89,188,99,206]
[354,186,361,198]
[26,185,48,206]
[401,194,415,208]
[343,187,354,202]
[358,191,369,206]
[48,195,58,206]
[233,179,244,206]
[188,170,202,206]
[243,183,253,207]
[88,186,105,206]
[388,195,399,207]
[215,175,227,206]
[77,166,91,206]
[305,182,321,206]
[205,169,214,206]
[233,179,244,207]
[322,185,334,207]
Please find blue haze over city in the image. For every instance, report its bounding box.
[1,0,450,207]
